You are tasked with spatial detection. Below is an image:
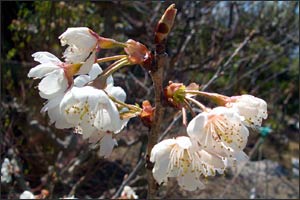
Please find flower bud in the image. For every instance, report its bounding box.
[98,37,126,49]
[164,81,186,108]
[154,4,177,44]
[124,39,153,69]
[140,100,155,127]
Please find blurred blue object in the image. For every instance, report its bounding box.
[259,126,272,138]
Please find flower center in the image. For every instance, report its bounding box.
[205,114,227,142]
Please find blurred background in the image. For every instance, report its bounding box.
[1,1,299,199]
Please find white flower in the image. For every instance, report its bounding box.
[187,107,249,152]
[28,52,83,99]
[28,52,68,99]
[73,63,114,88]
[226,95,268,127]
[187,107,250,166]
[40,63,106,129]
[59,84,127,157]
[61,85,126,134]
[62,64,127,135]
[88,131,118,158]
[40,93,74,129]
[20,191,35,199]
[150,136,225,191]
[40,63,116,130]
[120,185,139,199]
[1,158,12,183]
[60,195,77,199]
[59,27,100,74]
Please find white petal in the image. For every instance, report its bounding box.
[72,86,106,104]
[73,75,90,87]
[177,171,205,191]
[38,69,68,99]
[47,103,73,129]
[105,86,126,102]
[121,186,139,199]
[106,75,114,87]
[150,139,175,184]
[152,148,171,184]
[73,64,103,87]
[210,106,233,115]
[175,136,192,149]
[187,113,211,148]
[32,51,61,64]
[88,63,103,80]
[224,151,249,167]
[187,113,207,139]
[40,93,73,129]
[41,94,63,113]
[28,63,60,78]
[59,27,98,49]
[233,151,249,164]
[20,191,35,199]
[199,150,225,169]
[114,118,129,134]
[63,45,89,63]
[79,112,98,139]
[76,51,96,75]
[150,139,176,162]
[94,99,123,132]
[60,94,85,126]
[99,133,116,158]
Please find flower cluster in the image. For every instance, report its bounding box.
[150,82,268,191]
[120,185,139,199]
[1,158,19,184]
[20,191,35,199]
[28,21,268,195]
[28,27,150,157]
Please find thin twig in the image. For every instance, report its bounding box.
[29,120,70,149]
[201,30,256,91]
[128,71,151,96]
[112,158,145,199]
[158,111,182,142]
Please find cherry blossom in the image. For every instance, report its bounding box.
[150,136,225,191]
[59,84,127,157]
[187,107,250,166]
[124,39,152,67]
[28,52,80,99]
[187,107,249,151]
[39,63,104,128]
[20,191,35,199]
[120,185,139,199]
[59,27,100,74]
[1,158,12,183]
[225,95,268,127]
[88,131,118,158]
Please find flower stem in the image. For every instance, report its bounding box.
[98,37,128,49]
[114,41,128,48]
[182,107,187,126]
[185,96,208,112]
[183,98,196,117]
[96,55,127,64]
[185,90,228,105]
[101,57,131,78]
[108,94,142,113]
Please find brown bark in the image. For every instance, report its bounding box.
[146,4,177,199]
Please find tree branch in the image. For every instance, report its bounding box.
[146,4,177,199]
[201,30,256,91]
